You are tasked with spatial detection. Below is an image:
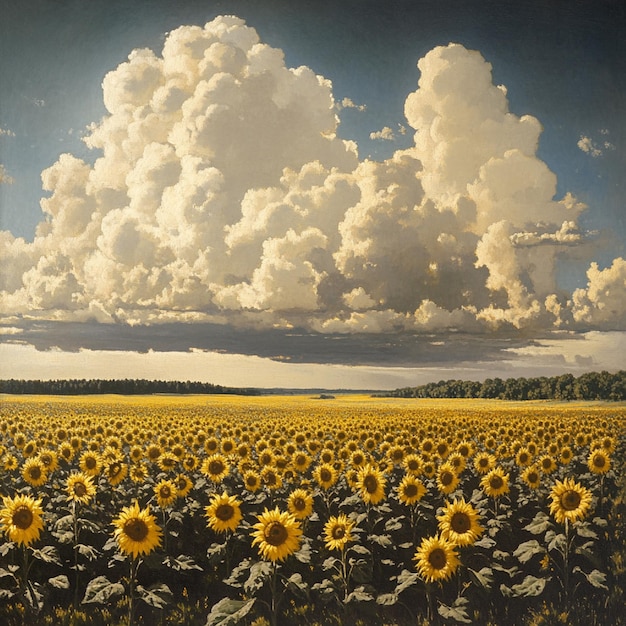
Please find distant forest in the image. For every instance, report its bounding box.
[0,378,260,396]
[379,370,626,401]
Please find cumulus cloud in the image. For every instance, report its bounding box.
[0,20,623,344]
[578,131,616,157]
[336,97,366,112]
[369,126,395,141]
[0,127,16,137]
[0,165,14,185]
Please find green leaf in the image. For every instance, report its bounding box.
[438,597,472,623]
[286,573,309,598]
[368,534,393,548]
[575,523,598,539]
[223,558,251,588]
[545,530,566,552]
[350,544,371,556]
[573,567,608,589]
[31,545,62,565]
[294,539,312,564]
[511,575,546,597]
[523,512,551,535]
[592,516,608,528]
[345,587,374,603]
[468,567,493,589]
[376,592,398,605]
[207,541,227,560]
[163,554,202,571]
[243,561,273,594]
[77,544,100,561]
[384,516,404,532]
[513,540,545,563]
[474,536,496,549]
[82,576,125,604]
[48,575,70,589]
[137,583,173,608]
[395,569,419,594]
[205,598,256,626]
[322,556,339,571]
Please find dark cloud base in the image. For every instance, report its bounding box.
[2,320,544,367]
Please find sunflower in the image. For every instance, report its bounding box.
[481,467,510,498]
[313,463,338,490]
[356,464,387,505]
[447,452,466,474]
[201,454,230,484]
[22,458,48,487]
[549,478,593,525]
[521,465,542,490]
[174,474,193,498]
[157,453,179,473]
[437,498,483,547]
[205,492,243,534]
[350,450,367,468]
[182,455,199,472]
[3,454,18,471]
[587,449,611,475]
[37,449,59,474]
[251,507,302,562]
[105,461,128,487]
[112,501,162,559]
[242,470,261,493]
[129,463,148,483]
[515,447,533,468]
[154,480,177,509]
[292,451,311,473]
[403,454,422,476]
[261,467,283,491]
[397,474,427,505]
[1,494,45,547]
[474,452,496,475]
[287,489,314,520]
[66,472,96,505]
[79,451,102,477]
[560,446,573,465]
[414,534,460,584]
[324,514,354,551]
[58,443,74,464]
[436,463,459,496]
[538,455,557,475]
[22,439,38,458]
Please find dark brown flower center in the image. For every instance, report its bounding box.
[292,497,306,511]
[159,486,171,499]
[28,466,42,480]
[528,472,539,483]
[593,454,607,468]
[561,490,581,511]
[13,505,34,530]
[519,453,529,464]
[440,471,454,486]
[215,504,234,521]
[363,475,378,493]
[124,518,149,542]
[74,482,87,497]
[407,459,419,471]
[85,457,97,469]
[450,512,471,534]
[489,475,504,490]
[265,521,288,546]
[332,526,346,540]
[208,460,225,475]
[428,547,447,570]
[320,468,333,482]
[404,483,418,498]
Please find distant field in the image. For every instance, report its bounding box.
[1,395,624,625]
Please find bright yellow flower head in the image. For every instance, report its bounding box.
[437,498,483,547]
[1,494,45,547]
[481,467,510,498]
[201,454,230,484]
[112,501,162,559]
[154,479,178,509]
[587,449,611,475]
[324,514,354,551]
[205,492,243,534]
[251,507,302,562]
[436,462,459,495]
[21,458,48,487]
[397,474,427,506]
[549,478,592,525]
[521,465,542,490]
[414,534,460,584]
[356,464,386,505]
[287,489,314,520]
[66,472,96,505]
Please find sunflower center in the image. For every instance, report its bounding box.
[12,505,34,530]
[332,526,346,540]
[295,455,307,467]
[593,455,606,468]
[528,472,539,483]
[85,457,97,469]
[363,475,378,493]
[561,490,582,511]
[440,471,454,486]
[109,463,121,476]
[428,547,447,570]
[29,466,42,480]
[450,512,471,534]
[159,486,171,499]
[407,460,419,471]
[124,518,149,542]
[519,453,529,464]
[73,483,87,497]
[292,497,306,511]
[215,504,234,521]
[489,475,504,490]
[265,521,288,546]
[209,460,225,475]
[404,483,418,498]
[320,468,332,482]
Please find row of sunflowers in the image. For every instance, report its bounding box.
[0,395,625,625]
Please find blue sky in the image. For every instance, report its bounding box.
[0,0,624,388]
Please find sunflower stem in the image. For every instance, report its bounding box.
[269,561,278,626]
[563,518,570,612]
[72,500,80,609]
[128,556,140,626]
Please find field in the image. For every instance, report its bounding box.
[0,394,625,626]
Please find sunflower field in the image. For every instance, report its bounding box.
[0,394,625,626]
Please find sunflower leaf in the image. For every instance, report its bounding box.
[468,567,493,589]
[30,545,62,566]
[394,569,419,594]
[573,567,608,589]
[205,597,256,626]
[285,573,309,598]
[243,561,273,593]
[164,554,202,571]
[510,575,546,597]
[48,575,70,589]
[82,576,125,604]
[438,596,472,623]
[137,583,173,608]
[513,540,545,563]
[575,523,598,539]
[377,592,398,605]
[523,512,552,535]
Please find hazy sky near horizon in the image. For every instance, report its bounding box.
[1,0,625,389]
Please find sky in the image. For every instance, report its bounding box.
[0,0,625,389]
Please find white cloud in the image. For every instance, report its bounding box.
[0,164,14,184]
[337,97,366,112]
[578,135,603,157]
[0,25,623,341]
[369,126,395,141]
[0,127,16,137]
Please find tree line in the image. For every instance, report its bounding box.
[0,378,260,396]
[378,370,626,401]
